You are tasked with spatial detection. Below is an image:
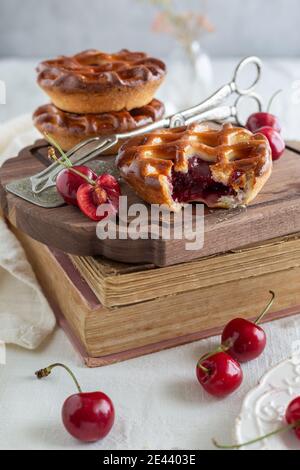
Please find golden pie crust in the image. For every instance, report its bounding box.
[37,49,167,114]
[33,99,165,153]
[116,123,273,211]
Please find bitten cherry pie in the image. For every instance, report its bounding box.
[116,123,272,211]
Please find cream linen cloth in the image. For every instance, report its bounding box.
[0,115,56,348]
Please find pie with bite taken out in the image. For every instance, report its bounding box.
[116,123,272,211]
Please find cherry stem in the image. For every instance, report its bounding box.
[68,167,96,186]
[35,363,82,394]
[213,419,300,450]
[267,89,283,113]
[197,343,231,373]
[48,147,96,186]
[255,290,275,325]
[45,133,73,167]
[45,133,96,186]
[198,364,210,374]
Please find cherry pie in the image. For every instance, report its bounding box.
[33,99,165,153]
[116,123,272,210]
[37,49,167,114]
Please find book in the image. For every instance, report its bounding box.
[12,225,300,367]
[71,234,300,308]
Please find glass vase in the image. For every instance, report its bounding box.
[161,41,213,113]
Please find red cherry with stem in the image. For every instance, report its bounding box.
[35,363,115,443]
[286,397,300,440]
[62,391,114,443]
[196,351,243,398]
[246,113,282,134]
[46,135,121,221]
[222,291,275,363]
[246,90,283,133]
[213,396,300,449]
[46,137,98,206]
[256,126,285,161]
[56,166,97,206]
[77,174,121,222]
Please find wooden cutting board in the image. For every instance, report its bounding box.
[1,140,300,267]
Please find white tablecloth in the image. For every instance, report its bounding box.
[0,58,300,450]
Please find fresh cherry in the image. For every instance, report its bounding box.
[62,391,114,443]
[246,90,283,134]
[245,90,285,161]
[214,396,300,448]
[77,174,121,222]
[256,126,285,161]
[221,291,275,363]
[196,351,243,398]
[246,112,281,134]
[56,166,97,206]
[47,139,98,206]
[46,137,121,221]
[286,397,300,440]
[35,363,115,443]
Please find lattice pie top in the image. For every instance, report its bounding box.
[116,123,272,210]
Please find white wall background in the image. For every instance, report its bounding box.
[0,0,299,58]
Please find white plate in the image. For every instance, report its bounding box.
[235,354,300,450]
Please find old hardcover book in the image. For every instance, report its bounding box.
[11,225,300,367]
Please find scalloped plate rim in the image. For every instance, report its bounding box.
[234,353,300,450]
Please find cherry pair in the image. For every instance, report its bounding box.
[196,291,275,398]
[246,91,285,161]
[214,396,300,449]
[47,135,121,222]
[36,363,115,443]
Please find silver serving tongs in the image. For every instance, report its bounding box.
[13,56,265,201]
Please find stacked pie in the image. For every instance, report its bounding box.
[33,49,167,153]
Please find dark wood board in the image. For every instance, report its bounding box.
[1,140,300,267]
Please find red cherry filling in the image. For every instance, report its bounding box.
[171,156,235,205]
